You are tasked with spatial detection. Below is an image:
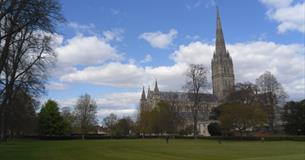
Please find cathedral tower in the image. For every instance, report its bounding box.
[211,7,235,101]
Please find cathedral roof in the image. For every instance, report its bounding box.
[157,91,218,103]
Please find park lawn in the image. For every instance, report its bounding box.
[0,139,304,160]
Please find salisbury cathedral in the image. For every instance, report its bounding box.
[140,9,235,136]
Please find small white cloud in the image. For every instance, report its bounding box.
[103,29,124,42]
[260,0,305,33]
[110,8,120,15]
[260,0,293,8]
[186,0,202,10]
[67,22,97,35]
[139,29,178,48]
[46,82,68,90]
[186,35,201,40]
[205,0,216,8]
[140,54,152,63]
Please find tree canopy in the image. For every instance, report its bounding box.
[219,103,267,136]
[282,99,305,135]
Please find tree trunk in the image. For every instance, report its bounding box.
[193,113,198,139]
[0,101,8,142]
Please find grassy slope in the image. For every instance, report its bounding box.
[0,139,304,160]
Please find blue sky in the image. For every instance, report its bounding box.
[45,0,305,120]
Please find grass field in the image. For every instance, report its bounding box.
[0,139,304,160]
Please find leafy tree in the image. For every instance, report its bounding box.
[136,108,150,135]
[61,107,74,135]
[156,101,184,134]
[282,100,305,135]
[74,94,97,139]
[38,100,65,135]
[137,108,149,135]
[112,117,134,136]
[136,101,184,135]
[184,64,208,138]
[219,104,267,136]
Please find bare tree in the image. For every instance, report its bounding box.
[0,0,64,141]
[183,64,208,138]
[74,94,97,140]
[256,71,287,131]
[0,0,63,75]
[103,113,118,136]
[225,82,259,105]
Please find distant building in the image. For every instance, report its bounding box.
[140,8,234,136]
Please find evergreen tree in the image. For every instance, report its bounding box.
[38,100,65,135]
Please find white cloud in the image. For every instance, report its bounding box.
[205,0,216,8]
[260,0,293,8]
[60,62,146,87]
[96,92,140,110]
[46,82,68,90]
[55,35,122,66]
[96,92,140,120]
[102,29,124,42]
[67,22,97,35]
[186,0,202,10]
[172,41,214,65]
[145,63,189,91]
[140,54,152,63]
[139,29,178,48]
[260,0,305,33]
[186,35,201,40]
[59,62,187,91]
[110,8,120,15]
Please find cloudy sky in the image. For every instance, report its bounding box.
[46,0,305,122]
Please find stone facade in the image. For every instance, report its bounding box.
[140,8,234,136]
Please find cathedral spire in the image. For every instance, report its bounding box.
[215,7,226,54]
[141,86,146,100]
[211,6,235,101]
[146,85,150,99]
[154,80,159,92]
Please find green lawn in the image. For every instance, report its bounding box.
[0,139,304,160]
